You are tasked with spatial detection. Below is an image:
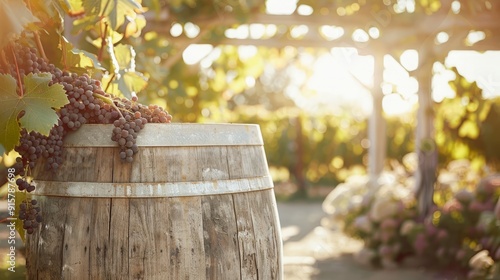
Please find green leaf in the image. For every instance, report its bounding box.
[458,119,479,139]
[0,75,22,152]
[83,0,142,30]
[124,14,146,38]
[0,73,69,152]
[114,44,134,70]
[106,43,147,98]
[0,0,40,49]
[62,0,85,16]
[60,37,105,74]
[118,71,148,97]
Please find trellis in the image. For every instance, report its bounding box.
[145,2,500,215]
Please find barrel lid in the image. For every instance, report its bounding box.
[63,123,264,147]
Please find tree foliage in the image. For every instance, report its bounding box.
[436,67,500,167]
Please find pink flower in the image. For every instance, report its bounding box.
[400,220,416,236]
[456,249,466,261]
[442,199,463,213]
[495,198,500,220]
[469,201,484,212]
[436,229,448,241]
[380,218,398,230]
[477,175,500,195]
[494,247,500,261]
[380,231,394,243]
[414,233,427,256]
[378,245,394,257]
[425,222,438,236]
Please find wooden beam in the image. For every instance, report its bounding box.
[145,12,500,33]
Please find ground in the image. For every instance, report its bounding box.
[0,199,466,279]
[278,201,466,280]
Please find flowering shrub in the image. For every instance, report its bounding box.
[322,155,500,278]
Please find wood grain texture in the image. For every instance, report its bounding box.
[167,197,205,280]
[202,194,240,280]
[232,192,258,280]
[27,124,282,280]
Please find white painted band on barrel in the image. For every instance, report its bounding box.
[32,176,274,198]
[63,123,264,147]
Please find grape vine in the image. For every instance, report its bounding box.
[1,41,172,235]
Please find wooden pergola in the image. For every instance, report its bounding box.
[144,1,500,214]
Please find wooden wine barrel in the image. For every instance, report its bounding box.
[26,123,283,280]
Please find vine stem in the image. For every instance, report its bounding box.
[10,43,24,97]
[33,32,48,61]
[93,93,124,119]
[104,73,116,92]
[97,22,109,62]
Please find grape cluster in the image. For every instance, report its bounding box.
[19,199,42,234]
[15,178,35,192]
[1,41,172,234]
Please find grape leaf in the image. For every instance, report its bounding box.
[106,43,147,98]
[0,0,40,49]
[63,0,85,16]
[83,0,143,30]
[124,14,146,38]
[118,71,148,97]
[0,73,69,152]
[60,37,105,74]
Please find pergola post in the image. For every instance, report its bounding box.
[414,51,437,218]
[368,53,386,185]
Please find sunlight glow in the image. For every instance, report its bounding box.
[436,32,449,44]
[238,45,258,60]
[451,0,461,14]
[368,27,380,39]
[320,26,344,41]
[183,44,213,65]
[446,51,500,99]
[432,64,456,103]
[266,24,278,38]
[296,49,373,117]
[184,22,200,38]
[225,25,249,39]
[352,29,369,42]
[290,25,309,39]
[170,23,183,37]
[297,4,314,16]
[266,0,297,15]
[400,50,419,72]
[466,31,486,46]
[383,94,415,116]
[249,24,266,39]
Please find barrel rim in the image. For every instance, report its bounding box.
[63,123,264,147]
[32,176,274,198]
